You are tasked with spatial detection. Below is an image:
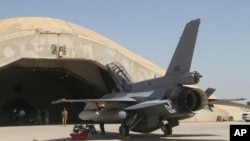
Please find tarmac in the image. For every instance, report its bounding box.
[0,122,249,141]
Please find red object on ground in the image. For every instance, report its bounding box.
[70,132,88,140]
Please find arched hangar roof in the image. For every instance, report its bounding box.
[0,17,165,81]
[0,17,165,124]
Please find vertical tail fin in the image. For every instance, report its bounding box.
[166,19,200,76]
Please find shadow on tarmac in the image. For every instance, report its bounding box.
[41,131,227,141]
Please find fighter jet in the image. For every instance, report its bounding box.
[52,19,244,137]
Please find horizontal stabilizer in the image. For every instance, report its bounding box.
[124,100,168,110]
[208,98,248,108]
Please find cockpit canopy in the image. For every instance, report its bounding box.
[106,62,132,92]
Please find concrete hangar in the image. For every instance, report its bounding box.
[0,17,165,124]
[0,17,243,125]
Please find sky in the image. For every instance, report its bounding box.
[1,0,250,103]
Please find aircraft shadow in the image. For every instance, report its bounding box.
[40,131,227,141]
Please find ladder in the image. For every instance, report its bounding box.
[86,124,98,134]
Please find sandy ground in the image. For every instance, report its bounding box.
[0,122,249,141]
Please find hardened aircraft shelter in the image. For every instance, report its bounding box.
[0,17,244,125]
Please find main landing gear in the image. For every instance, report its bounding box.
[119,123,130,137]
[160,119,179,136]
[161,124,173,136]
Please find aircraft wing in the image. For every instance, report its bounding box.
[51,97,137,104]
[51,97,138,110]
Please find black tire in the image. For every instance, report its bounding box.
[161,124,172,136]
[119,125,129,137]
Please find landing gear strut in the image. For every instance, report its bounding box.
[119,123,129,137]
[161,124,172,136]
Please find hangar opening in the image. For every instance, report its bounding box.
[0,58,117,125]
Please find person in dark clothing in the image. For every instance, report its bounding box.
[36,109,42,124]
[44,110,49,125]
[96,102,105,134]
[99,122,105,135]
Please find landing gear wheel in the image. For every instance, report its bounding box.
[119,124,129,137]
[161,124,172,136]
